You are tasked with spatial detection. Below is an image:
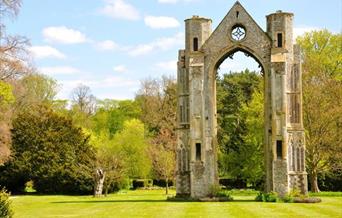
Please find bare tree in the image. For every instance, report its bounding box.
[0,0,22,20]
[0,0,31,81]
[71,84,97,115]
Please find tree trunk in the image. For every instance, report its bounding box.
[310,170,320,193]
[94,168,106,197]
[165,178,169,195]
[104,182,108,197]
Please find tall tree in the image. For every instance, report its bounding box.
[91,131,126,197]
[0,0,30,166]
[148,145,175,194]
[113,119,151,179]
[12,73,59,110]
[0,106,96,194]
[217,70,264,185]
[298,30,342,192]
[136,76,177,184]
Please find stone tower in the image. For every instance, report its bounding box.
[176,1,308,198]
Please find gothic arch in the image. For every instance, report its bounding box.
[211,45,266,75]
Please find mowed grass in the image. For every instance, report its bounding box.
[10,190,342,218]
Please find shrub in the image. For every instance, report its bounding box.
[255,191,278,202]
[0,188,13,218]
[153,179,173,187]
[208,184,233,201]
[208,184,221,198]
[132,179,153,190]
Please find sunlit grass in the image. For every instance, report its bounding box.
[10,189,342,218]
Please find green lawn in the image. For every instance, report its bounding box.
[10,190,342,218]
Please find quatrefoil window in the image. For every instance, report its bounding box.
[231,25,246,41]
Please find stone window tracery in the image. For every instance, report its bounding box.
[231,25,246,41]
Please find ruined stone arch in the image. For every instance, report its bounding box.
[176,1,308,198]
[211,46,266,74]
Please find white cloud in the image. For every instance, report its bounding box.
[128,32,184,56]
[158,0,178,3]
[113,65,127,72]
[98,76,139,88]
[57,76,139,99]
[96,40,119,51]
[61,76,138,89]
[158,0,196,4]
[293,26,321,40]
[100,0,140,21]
[29,46,66,59]
[155,60,177,72]
[43,26,88,44]
[144,16,180,29]
[57,76,139,100]
[39,66,80,76]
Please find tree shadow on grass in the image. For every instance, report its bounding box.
[52,200,179,204]
[51,199,257,204]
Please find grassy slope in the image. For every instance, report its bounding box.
[10,190,342,218]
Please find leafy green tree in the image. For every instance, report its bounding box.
[217,70,264,185]
[148,145,174,194]
[298,30,342,192]
[136,76,177,186]
[0,106,95,194]
[113,119,151,179]
[297,30,342,192]
[11,73,59,111]
[90,131,126,197]
[92,99,141,137]
[240,84,264,185]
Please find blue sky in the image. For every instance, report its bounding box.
[5,0,342,100]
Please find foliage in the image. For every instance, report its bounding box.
[132,179,153,190]
[136,76,177,147]
[148,145,175,194]
[316,171,342,192]
[282,189,303,203]
[297,30,342,192]
[255,192,278,202]
[90,131,126,196]
[88,99,141,137]
[11,73,59,110]
[0,106,95,194]
[0,81,15,106]
[0,188,13,218]
[228,189,259,196]
[113,119,151,179]
[207,184,234,200]
[71,84,97,115]
[217,70,264,185]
